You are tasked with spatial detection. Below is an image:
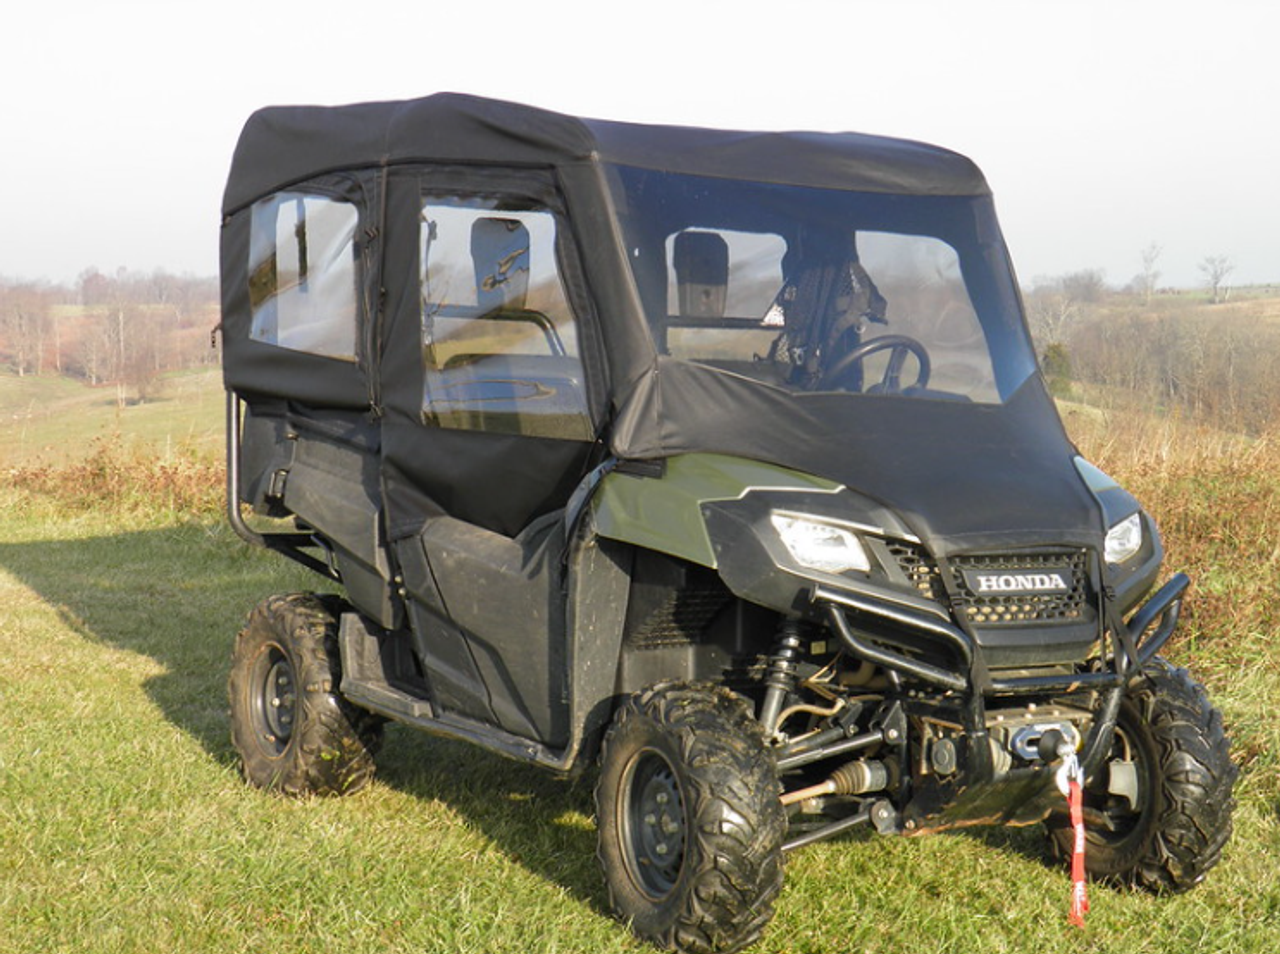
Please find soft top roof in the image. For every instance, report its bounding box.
[222,92,990,216]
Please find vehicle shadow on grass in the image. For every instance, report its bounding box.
[375,726,610,907]
[0,523,613,914]
[954,821,1059,871]
[0,525,274,764]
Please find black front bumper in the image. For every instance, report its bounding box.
[813,572,1190,832]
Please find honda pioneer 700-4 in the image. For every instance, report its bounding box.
[220,93,1235,953]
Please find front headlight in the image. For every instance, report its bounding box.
[770,512,871,574]
[1105,512,1143,564]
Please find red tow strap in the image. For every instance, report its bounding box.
[1067,776,1089,927]
[1054,745,1088,928]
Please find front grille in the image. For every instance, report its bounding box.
[950,551,1090,625]
[890,544,1090,627]
[886,540,948,603]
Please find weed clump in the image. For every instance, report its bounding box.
[5,434,224,518]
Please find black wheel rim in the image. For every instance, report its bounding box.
[250,645,297,757]
[1088,723,1150,845]
[621,748,686,899]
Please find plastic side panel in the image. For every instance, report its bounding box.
[238,400,292,513]
[418,515,569,747]
[563,533,633,763]
[282,434,381,566]
[590,453,844,569]
[279,428,398,626]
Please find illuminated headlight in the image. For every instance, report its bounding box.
[770,512,871,574]
[1105,512,1143,564]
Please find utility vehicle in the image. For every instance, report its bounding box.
[221,93,1235,953]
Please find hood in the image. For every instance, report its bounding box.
[612,360,1103,558]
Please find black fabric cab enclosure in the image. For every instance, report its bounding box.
[220,92,1096,556]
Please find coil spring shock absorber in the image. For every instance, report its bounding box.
[759,620,804,738]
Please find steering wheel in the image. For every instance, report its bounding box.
[821,334,931,393]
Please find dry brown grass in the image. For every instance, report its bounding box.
[1067,407,1280,643]
[1065,405,1280,793]
[4,434,224,519]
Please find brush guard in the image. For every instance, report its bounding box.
[777,573,1189,850]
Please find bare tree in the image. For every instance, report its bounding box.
[1059,269,1108,305]
[1025,274,1102,397]
[1026,284,1078,352]
[68,319,109,385]
[1024,271,1108,350]
[1140,242,1162,305]
[101,300,168,406]
[77,267,113,307]
[1199,255,1234,304]
[0,281,51,376]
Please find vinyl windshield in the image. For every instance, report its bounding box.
[607,166,1037,405]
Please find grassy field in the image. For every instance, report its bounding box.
[0,368,223,466]
[1,378,1279,952]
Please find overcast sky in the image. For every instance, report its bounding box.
[3,0,1275,290]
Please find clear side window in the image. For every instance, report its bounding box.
[248,192,359,361]
[420,199,592,440]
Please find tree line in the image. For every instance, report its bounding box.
[1026,251,1280,436]
[3,256,1275,437]
[0,268,219,406]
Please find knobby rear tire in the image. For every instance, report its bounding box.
[228,593,383,797]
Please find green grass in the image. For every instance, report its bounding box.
[0,369,223,466]
[0,508,626,954]
[1,382,1279,952]
[1,496,1277,953]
